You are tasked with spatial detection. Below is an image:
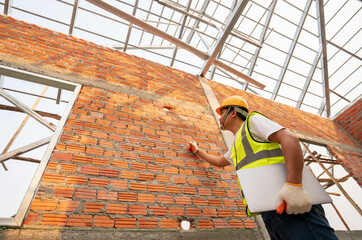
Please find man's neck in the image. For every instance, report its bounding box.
[230,120,244,135]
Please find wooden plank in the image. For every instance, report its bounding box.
[0,104,61,120]
[0,136,52,163]
[11,156,41,164]
[331,202,350,230]
[0,89,56,131]
[2,87,49,154]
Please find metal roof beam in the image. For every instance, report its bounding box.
[316,0,331,117]
[296,47,322,108]
[86,0,265,89]
[200,0,249,77]
[157,0,262,48]
[209,0,238,80]
[3,0,12,15]
[68,0,79,35]
[271,0,312,100]
[244,0,277,91]
[86,0,208,59]
[0,137,52,163]
[186,0,210,44]
[327,41,362,62]
[170,0,192,67]
[123,0,139,52]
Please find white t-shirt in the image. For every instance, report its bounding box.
[224,114,284,164]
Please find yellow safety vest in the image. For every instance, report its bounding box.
[230,111,285,216]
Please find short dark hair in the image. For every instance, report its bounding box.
[230,106,248,121]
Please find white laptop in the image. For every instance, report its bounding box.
[236,163,332,213]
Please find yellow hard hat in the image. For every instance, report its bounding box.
[216,95,249,115]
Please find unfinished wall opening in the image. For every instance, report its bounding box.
[301,141,362,230]
[0,65,81,226]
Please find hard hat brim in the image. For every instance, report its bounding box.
[216,106,222,116]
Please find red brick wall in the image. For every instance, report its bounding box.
[334,99,361,144]
[0,15,360,230]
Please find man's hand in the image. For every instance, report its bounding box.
[188,141,199,154]
[276,182,312,215]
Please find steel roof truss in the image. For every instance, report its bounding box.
[69,0,80,35]
[316,0,331,117]
[200,0,249,77]
[244,0,277,91]
[271,0,312,100]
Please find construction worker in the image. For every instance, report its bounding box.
[188,95,338,240]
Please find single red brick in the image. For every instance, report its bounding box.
[42,173,65,183]
[61,163,77,172]
[197,219,213,229]
[213,219,228,229]
[75,189,96,199]
[24,212,39,225]
[118,192,137,202]
[130,182,147,191]
[98,190,117,201]
[93,216,115,228]
[129,205,147,215]
[115,218,137,228]
[176,197,191,205]
[67,144,86,153]
[139,218,158,229]
[106,203,127,214]
[243,219,257,229]
[57,201,79,212]
[208,199,222,206]
[218,209,232,217]
[30,199,58,211]
[40,214,67,226]
[160,218,178,229]
[66,175,88,185]
[84,202,105,213]
[157,195,174,204]
[156,175,170,182]
[54,187,74,198]
[66,215,92,227]
[100,168,118,177]
[149,206,167,216]
[79,165,99,175]
[72,154,92,164]
[110,180,127,189]
[139,173,154,181]
[52,152,73,161]
[166,185,181,194]
[186,208,201,216]
[138,194,155,203]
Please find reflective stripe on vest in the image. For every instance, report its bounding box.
[235,123,284,170]
[230,111,285,216]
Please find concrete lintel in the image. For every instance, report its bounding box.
[292,131,362,153]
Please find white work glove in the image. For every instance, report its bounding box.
[188,141,199,154]
[276,182,312,215]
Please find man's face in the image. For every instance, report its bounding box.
[219,107,231,130]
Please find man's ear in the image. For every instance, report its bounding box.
[230,109,237,118]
